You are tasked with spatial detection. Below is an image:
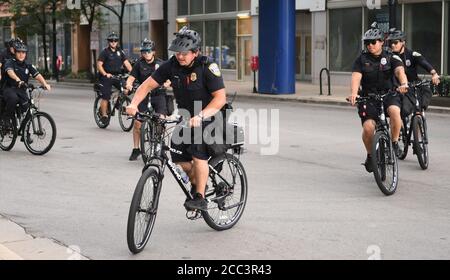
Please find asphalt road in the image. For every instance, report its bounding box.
[1,86,449,259]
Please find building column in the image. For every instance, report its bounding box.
[258,0,295,94]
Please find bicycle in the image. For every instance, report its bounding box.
[127,111,247,254]
[0,84,56,155]
[354,91,399,196]
[398,80,433,170]
[93,74,134,131]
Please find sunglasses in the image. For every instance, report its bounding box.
[108,40,118,43]
[390,40,402,45]
[141,50,153,54]
[175,51,191,57]
[364,40,380,46]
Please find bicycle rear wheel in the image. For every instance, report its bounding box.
[203,153,248,231]
[118,96,134,132]
[371,131,398,196]
[23,111,57,155]
[93,96,110,129]
[413,116,429,170]
[0,117,18,151]
[127,167,161,254]
[398,119,408,160]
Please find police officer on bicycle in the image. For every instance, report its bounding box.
[349,23,409,172]
[0,40,51,128]
[126,27,227,211]
[387,28,439,111]
[125,38,170,161]
[97,32,132,124]
[0,38,17,79]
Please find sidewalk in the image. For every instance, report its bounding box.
[50,78,450,114]
[0,215,88,260]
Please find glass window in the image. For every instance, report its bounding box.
[205,21,220,63]
[238,18,252,35]
[366,5,401,35]
[329,8,362,72]
[190,0,203,15]
[189,21,204,47]
[404,2,442,74]
[238,0,251,11]
[221,20,236,69]
[221,0,236,12]
[206,0,219,13]
[178,0,188,16]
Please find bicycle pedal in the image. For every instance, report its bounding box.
[186,210,202,220]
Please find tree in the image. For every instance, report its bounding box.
[2,0,51,74]
[94,0,127,47]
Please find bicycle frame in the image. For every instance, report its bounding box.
[402,81,431,148]
[138,113,235,203]
[15,86,44,137]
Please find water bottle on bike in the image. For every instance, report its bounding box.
[175,165,189,184]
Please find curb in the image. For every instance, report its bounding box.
[0,215,89,260]
[50,81,450,115]
[0,244,24,260]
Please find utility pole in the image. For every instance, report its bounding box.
[389,0,398,29]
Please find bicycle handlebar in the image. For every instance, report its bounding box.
[409,79,432,88]
[132,111,184,125]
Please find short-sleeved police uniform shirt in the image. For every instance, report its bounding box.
[151,56,225,116]
[352,50,404,95]
[395,48,434,82]
[98,47,127,75]
[130,57,164,85]
[4,58,39,87]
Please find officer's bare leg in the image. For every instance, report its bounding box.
[192,157,209,197]
[362,119,376,154]
[387,105,401,142]
[100,99,109,117]
[133,121,141,148]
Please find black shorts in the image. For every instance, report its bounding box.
[358,92,401,125]
[98,76,121,101]
[170,125,210,162]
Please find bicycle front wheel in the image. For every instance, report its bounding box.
[413,116,429,170]
[118,96,134,132]
[371,131,398,196]
[127,167,161,254]
[23,112,56,155]
[203,153,248,231]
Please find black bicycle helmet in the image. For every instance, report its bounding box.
[387,28,406,41]
[140,38,155,52]
[13,40,27,52]
[107,32,119,41]
[5,37,21,49]
[362,22,384,41]
[168,26,201,52]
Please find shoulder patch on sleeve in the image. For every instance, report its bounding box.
[412,51,422,57]
[208,63,221,77]
[392,55,403,62]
